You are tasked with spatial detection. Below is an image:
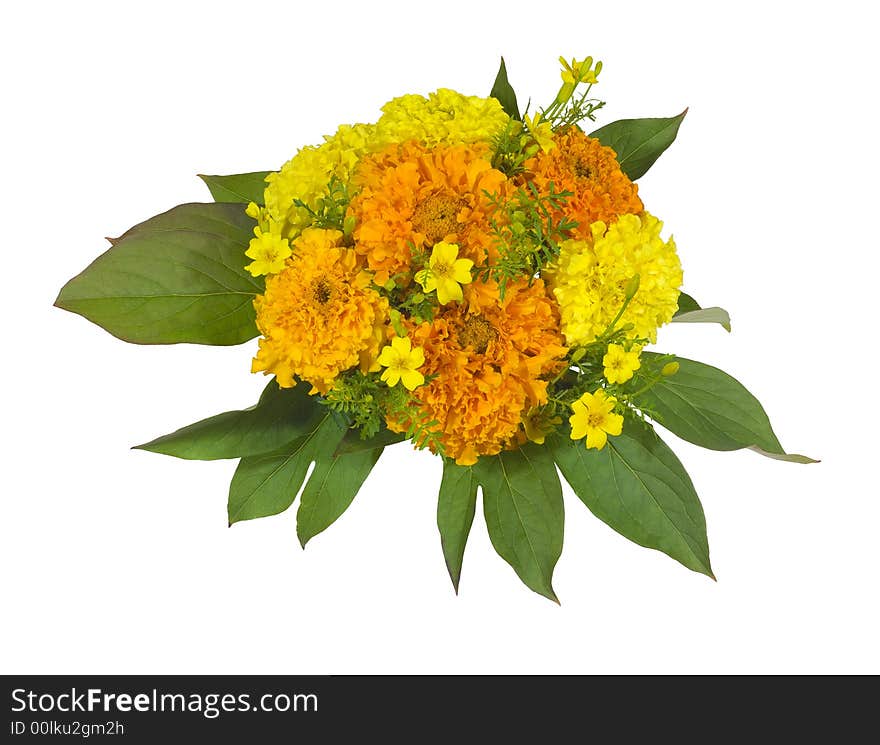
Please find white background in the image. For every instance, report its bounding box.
[2,1,877,674]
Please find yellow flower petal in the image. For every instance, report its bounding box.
[585,428,608,450]
[400,369,425,391]
[452,258,474,284]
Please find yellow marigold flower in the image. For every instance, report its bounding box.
[244,226,291,277]
[373,88,509,150]
[569,389,623,451]
[251,228,389,394]
[522,407,562,445]
[523,128,642,240]
[603,343,641,384]
[348,142,509,285]
[378,336,425,391]
[387,278,567,465]
[263,123,376,239]
[415,241,473,304]
[546,212,682,345]
[523,112,556,154]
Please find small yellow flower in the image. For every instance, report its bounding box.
[244,227,291,277]
[414,241,473,304]
[377,336,425,391]
[523,407,562,445]
[523,113,556,154]
[559,56,602,85]
[602,344,641,385]
[662,361,680,377]
[569,389,624,451]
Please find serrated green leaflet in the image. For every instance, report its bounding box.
[490,56,521,120]
[437,461,478,593]
[296,447,383,547]
[636,353,814,462]
[199,172,271,205]
[553,421,713,578]
[134,379,324,460]
[590,110,687,180]
[227,414,345,524]
[55,203,262,345]
[672,292,731,331]
[475,444,563,602]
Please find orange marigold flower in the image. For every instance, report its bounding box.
[523,128,643,239]
[251,228,389,394]
[348,141,509,286]
[389,278,567,465]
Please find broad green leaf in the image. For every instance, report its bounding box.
[673,292,731,331]
[437,461,478,593]
[56,203,262,345]
[199,172,271,205]
[590,110,687,180]
[334,427,406,455]
[475,444,564,602]
[227,413,345,524]
[490,56,521,121]
[636,352,814,462]
[108,202,254,245]
[296,447,383,547]
[134,380,324,460]
[553,420,714,578]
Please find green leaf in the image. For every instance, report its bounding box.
[474,444,564,602]
[437,461,478,593]
[227,413,345,524]
[636,352,815,462]
[490,56,521,121]
[55,203,262,345]
[198,172,271,205]
[297,447,383,547]
[675,292,701,315]
[673,292,731,331]
[552,420,714,578]
[334,427,406,456]
[590,110,688,180]
[134,379,325,460]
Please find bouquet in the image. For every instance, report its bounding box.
[56,56,813,600]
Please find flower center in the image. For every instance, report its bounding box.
[587,412,605,428]
[457,315,497,354]
[572,158,593,179]
[432,261,453,279]
[312,278,332,305]
[412,193,465,244]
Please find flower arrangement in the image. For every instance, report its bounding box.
[56,57,814,600]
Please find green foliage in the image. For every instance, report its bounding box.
[474,444,564,602]
[319,370,444,455]
[672,292,732,331]
[590,111,688,180]
[634,353,815,462]
[134,379,324,460]
[292,176,353,234]
[483,182,577,295]
[227,413,346,524]
[199,172,271,204]
[437,461,478,593]
[490,118,529,177]
[297,447,384,547]
[55,203,262,345]
[489,56,521,120]
[552,418,714,578]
